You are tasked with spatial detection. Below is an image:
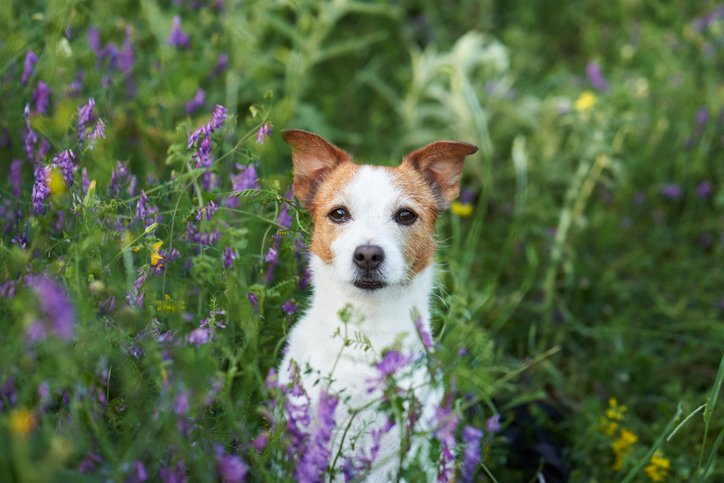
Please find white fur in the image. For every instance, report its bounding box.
[280,167,441,481]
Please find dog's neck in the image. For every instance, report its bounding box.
[306,255,435,350]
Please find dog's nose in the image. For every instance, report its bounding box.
[353,245,385,271]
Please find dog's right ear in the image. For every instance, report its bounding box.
[282,129,352,210]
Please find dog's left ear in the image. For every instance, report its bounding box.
[282,129,353,210]
[402,141,479,209]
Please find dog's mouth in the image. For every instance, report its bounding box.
[353,276,387,291]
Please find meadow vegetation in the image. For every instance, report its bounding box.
[1,0,723,481]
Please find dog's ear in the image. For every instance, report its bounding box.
[282,129,352,210]
[402,141,479,209]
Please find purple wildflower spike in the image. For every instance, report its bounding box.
[89,119,106,142]
[215,445,248,483]
[21,50,38,86]
[52,149,76,186]
[660,183,682,199]
[188,327,210,346]
[282,300,298,316]
[186,88,206,115]
[697,181,712,198]
[10,160,22,197]
[415,315,433,350]
[32,81,51,115]
[461,426,483,483]
[256,122,273,144]
[82,168,90,193]
[168,16,190,49]
[586,61,609,92]
[486,413,501,433]
[88,27,102,56]
[119,28,135,75]
[295,391,338,482]
[31,166,50,214]
[248,292,259,313]
[30,277,75,341]
[223,246,237,269]
[77,98,96,144]
[213,52,229,77]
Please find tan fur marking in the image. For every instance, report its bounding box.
[387,165,439,277]
[308,163,360,263]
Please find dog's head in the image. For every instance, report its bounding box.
[283,129,478,292]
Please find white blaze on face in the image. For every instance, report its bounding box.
[328,166,411,285]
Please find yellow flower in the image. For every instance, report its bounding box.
[451,201,473,217]
[151,241,164,267]
[155,293,181,313]
[645,451,670,482]
[612,428,638,470]
[575,90,597,111]
[600,397,627,436]
[9,408,35,436]
[47,167,67,196]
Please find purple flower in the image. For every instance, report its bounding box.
[10,159,22,197]
[278,201,293,229]
[175,392,189,415]
[375,350,412,379]
[415,315,433,350]
[213,52,229,77]
[31,81,51,115]
[79,452,102,474]
[696,108,709,128]
[88,27,102,55]
[697,181,712,198]
[23,104,39,162]
[660,183,682,199]
[119,28,135,75]
[110,161,129,196]
[282,300,298,316]
[223,246,237,269]
[89,119,106,142]
[82,168,90,193]
[52,149,76,186]
[186,88,206,115]
[256,122,273,144]
[437,441,455,483]
[77,98,96,144]
[461,426,483,483]
[265,246,279,264]
[586,61,609,92]
[135,190,158,225]
[433,399,459,446]
[215,446,248,483]
[486,413,501,433]
[252,432,268,453]
[196,199,218,221]
[69,71,84,95]
[21,50,38,86]
[186,223,220,246]
[30,277,75,341]
[295,391,338,482]
[188,327,210,346]
[248,292,259,313]
[211,105,227,130]
[168,16,190,49]
[343,418,394,480]
[131,460,148,482]
[31,166,50,214]
[160,461,187,483]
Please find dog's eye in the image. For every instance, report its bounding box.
[394,209,417,226]
[328,207,350,223]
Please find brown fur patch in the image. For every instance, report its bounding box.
[388,164,440,277]
[308,163,360,263]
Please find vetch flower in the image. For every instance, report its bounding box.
[151,241,164,267]
[248,292,259,313]
[88,27,101,56]
[215,446,248,483]
[175,392,189,415]
[282,300,298,316]
[575,90,597,111]
[77,98,96,144]
[10,160,22,197]
[295,390,338,482]
[660,183,682,199]
[697,181,712,198]
[52,149,76,186]
[89,119,106,142]
[21,50,38,86]
[30,277,75,341]
[186,88,206,115]
[31,166,50,214]
[223,246,237,269]
[167,16,190,49]
[586,61,609,92]
[486,413,501,433]
[256,122,273,144]
[461,426,484,483]
[196,200,218,221]
[31,81,51,115]
[188,327,210,346]
[415,316,433,349]
[212,52,229,77]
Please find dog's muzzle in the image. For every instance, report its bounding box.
[352,245,387,290]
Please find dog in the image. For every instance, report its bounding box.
[279,129,478,481]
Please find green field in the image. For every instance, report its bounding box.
[1,1,723,481]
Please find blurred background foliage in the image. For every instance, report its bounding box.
[1,0,723,481]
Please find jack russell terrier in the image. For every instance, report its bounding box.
[279,129,478,481]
